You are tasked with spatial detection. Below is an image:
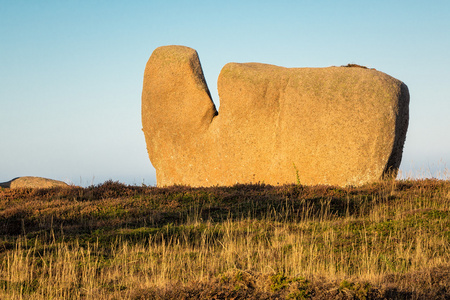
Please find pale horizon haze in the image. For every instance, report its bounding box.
[1,1,449,186]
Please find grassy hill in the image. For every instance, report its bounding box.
[1,179,449,299]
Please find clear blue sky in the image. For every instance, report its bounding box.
[1,1,449,186]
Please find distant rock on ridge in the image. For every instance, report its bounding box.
[142,45,410,187]
[0,176,69,189]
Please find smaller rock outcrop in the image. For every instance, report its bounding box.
[0,176,69,189]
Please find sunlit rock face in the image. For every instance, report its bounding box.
[142,45,409,187]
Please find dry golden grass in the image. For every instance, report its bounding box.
[1,178,449,299]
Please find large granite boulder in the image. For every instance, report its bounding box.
[142,45,409,187]
[0,176,69,189]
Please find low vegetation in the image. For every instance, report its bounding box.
[1,178,449,299]
[341,63,369,69]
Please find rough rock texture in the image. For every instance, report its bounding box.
[142,45,409,187]
[0,176,69,189]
